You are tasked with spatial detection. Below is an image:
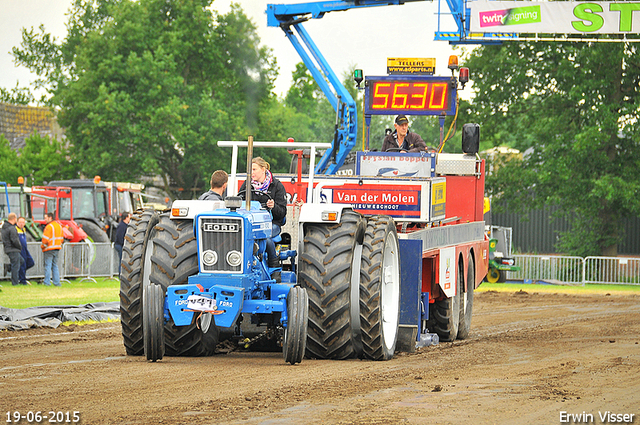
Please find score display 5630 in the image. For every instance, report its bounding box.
[364,77,456,116]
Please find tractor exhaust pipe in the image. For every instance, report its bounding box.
[246,135,253,208]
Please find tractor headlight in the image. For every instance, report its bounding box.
[226,250,242,267]
[202,250,218,266]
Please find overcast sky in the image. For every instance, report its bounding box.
[0,0,466,99]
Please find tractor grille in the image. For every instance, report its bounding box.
[198,216,244,273]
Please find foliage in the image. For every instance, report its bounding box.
[0,84,35,105]
[12,0,278,199]
[0,133,74,186]
[465,42,640,256]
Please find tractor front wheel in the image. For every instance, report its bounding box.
[149,214,218,356]
[486,267,502,283]
[143,283,165,361]
[283,286,308,365]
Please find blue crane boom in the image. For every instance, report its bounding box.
[267,1,432,174]
[266,0,476,174]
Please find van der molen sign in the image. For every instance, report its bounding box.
[470,1,640,34]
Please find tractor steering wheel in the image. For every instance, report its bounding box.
[237,188,273,209]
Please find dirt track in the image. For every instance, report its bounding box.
[2,290,639,425]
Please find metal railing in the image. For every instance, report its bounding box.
[2,245,639,286]
[510,254,640,286]
[1,242,118,282]
[584,256,640,285]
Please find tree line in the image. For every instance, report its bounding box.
[2,0,639,256]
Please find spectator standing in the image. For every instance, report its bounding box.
[41,212,63,287]
[16,216,34,285]
[2,212,25,286]
[114,212,131,274]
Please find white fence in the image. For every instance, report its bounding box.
[510,254,640,286]
[1,242,118,282]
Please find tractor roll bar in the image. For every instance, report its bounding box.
[217,141,332,203]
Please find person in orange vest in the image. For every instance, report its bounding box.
[41,212,64,287]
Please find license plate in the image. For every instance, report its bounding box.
[186,295,217,311]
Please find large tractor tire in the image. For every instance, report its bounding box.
[298,210,365,360]
[359,215,401,361]
[76,219,110,244]
[429,257,463,342]
[119,209,161,356]
[149,214,218,356]
[457,255,475,340]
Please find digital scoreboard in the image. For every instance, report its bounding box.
[364,76,456,116]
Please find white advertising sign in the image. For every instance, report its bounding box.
[439,246,456,298]
[470,1,640,34]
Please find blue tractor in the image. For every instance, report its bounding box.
[124,194,308,364]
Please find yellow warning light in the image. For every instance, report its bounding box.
[448,55,459,71]
[94,175,101,184]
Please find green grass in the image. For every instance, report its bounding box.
[0,277,120,309]
[478,282,640,295]
[2,276,639,311]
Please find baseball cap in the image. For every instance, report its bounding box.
[395,115,409,125]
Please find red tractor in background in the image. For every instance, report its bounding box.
[30,186,91,244]
[48,178,145,242]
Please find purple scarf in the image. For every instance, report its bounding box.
[251,169,272,193]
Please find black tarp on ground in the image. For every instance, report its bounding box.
[0,302,120,331]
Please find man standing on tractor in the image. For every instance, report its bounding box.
[41,212,64,287]
[2,212,25,286]
[198,170,228,201]
[382,115,432,153]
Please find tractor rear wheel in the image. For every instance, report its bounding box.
[119,209,160,356]
[429,258,462,342]
[298,210,365,359]
[457,255,475,340]
[283,286,308,365]
[143,283,165,361]
[76,219,110,244]
[149,214,218,356]
[359,215,401,360]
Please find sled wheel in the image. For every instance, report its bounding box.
[430,258,462,342]
[486,267,501,283]
[143,283,165,362]
[283,286,308,365]
[457,254,475,340]
[359,215,401,361]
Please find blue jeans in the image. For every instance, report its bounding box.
[114,244,123,275]
[266,224,282,268]
[44,250,61,287]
